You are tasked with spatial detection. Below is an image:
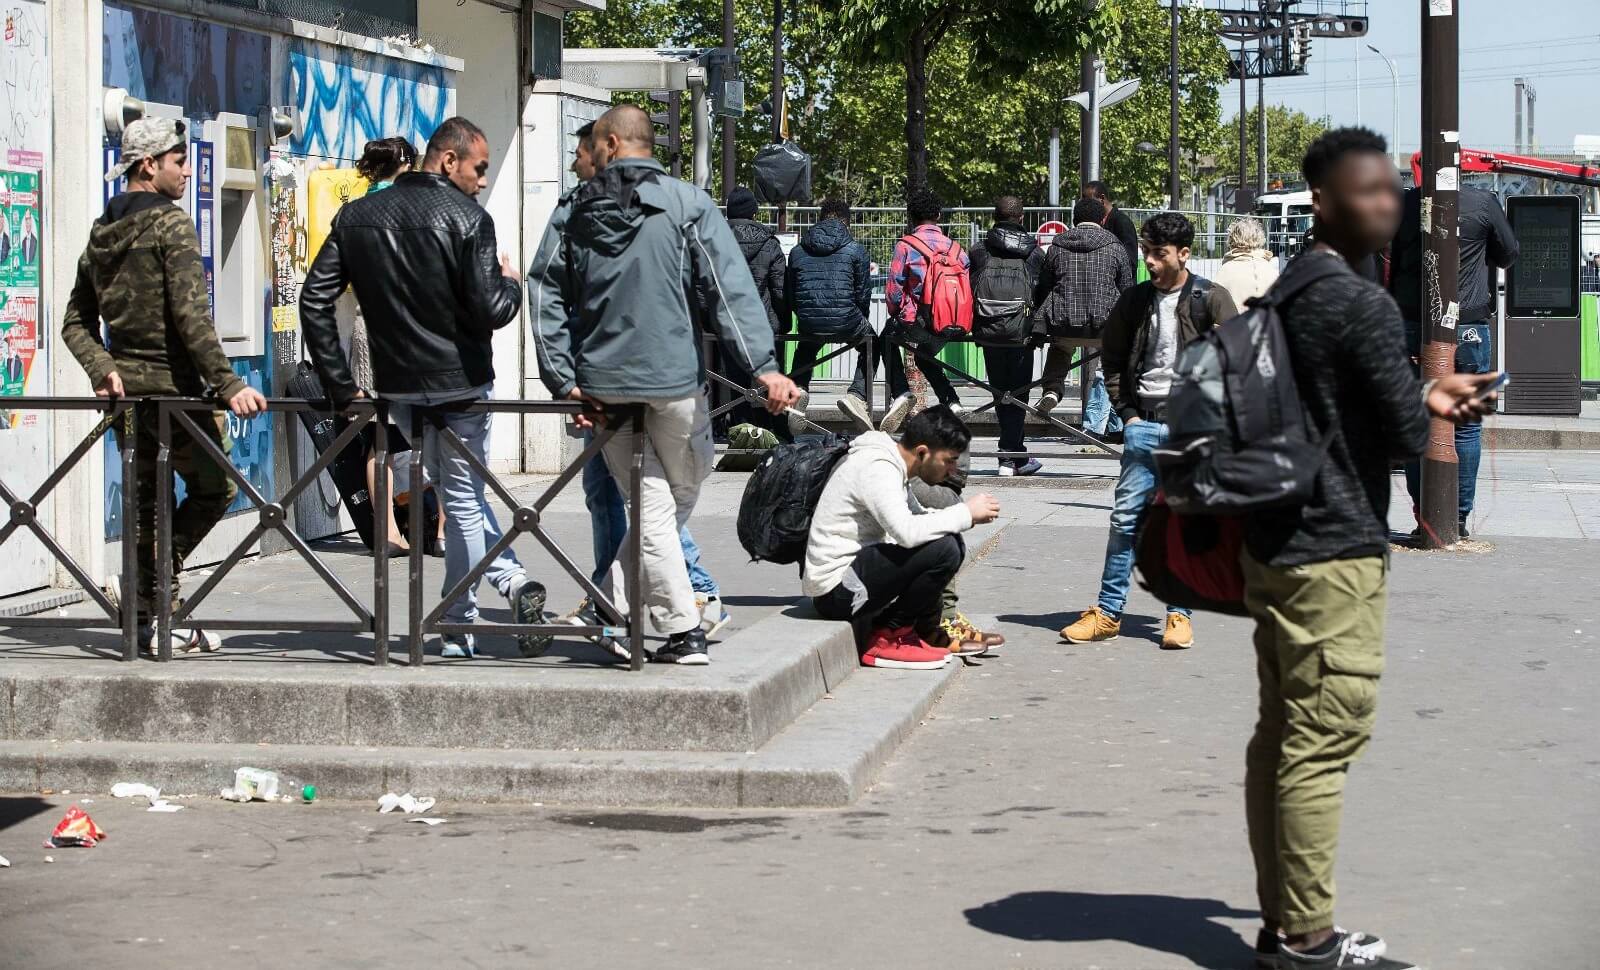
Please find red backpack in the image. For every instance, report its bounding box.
[898,233,974,337]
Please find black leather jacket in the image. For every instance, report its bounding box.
[300,172,522,407]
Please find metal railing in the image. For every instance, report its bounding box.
[0,398,138,660]
[704,328,1119,461]
[3,396,648,669]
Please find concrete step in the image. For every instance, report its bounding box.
[0,659,960,808]
[1,607,859,754]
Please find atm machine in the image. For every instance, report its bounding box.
[1502,195,1582,415]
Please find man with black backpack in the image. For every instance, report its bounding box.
[1058,212,1238,652]
[1210,128,1498,970]
[1030,195,1136,439]
[970,196,1044,476]
[802,407,1000,669]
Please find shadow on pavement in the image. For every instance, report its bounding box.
[0,796,55,832]
[963,890,1258,968]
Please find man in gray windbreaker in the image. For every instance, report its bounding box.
[530,105,799,665]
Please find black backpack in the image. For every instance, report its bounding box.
[737,438,850,565]
[1152,262,1342,514]
[972,252,1034,346]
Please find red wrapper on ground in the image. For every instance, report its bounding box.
[46,805,107,847]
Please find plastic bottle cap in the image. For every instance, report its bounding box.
[302,785,317,802]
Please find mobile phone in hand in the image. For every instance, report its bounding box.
[1473,372,1510,403]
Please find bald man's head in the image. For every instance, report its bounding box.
[592,105,655,168]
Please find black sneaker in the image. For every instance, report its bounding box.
[511,579,553,658]
[653,627,710,665]
[1279,930,1413,969]
[1256,929,1281,970]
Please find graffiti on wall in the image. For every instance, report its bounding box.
[0,0,48,167]
[286,38,454,163]
[102,2,271,122]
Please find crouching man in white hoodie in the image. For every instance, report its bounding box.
[803,407,1002,668]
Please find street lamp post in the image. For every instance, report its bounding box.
[1368,44,1399,160]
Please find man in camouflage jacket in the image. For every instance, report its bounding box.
[61,117,266,655]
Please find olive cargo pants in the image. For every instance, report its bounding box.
[1241,552,1387,936]
[116,406,237,616]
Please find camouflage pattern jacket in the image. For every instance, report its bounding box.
[61,192,245,400]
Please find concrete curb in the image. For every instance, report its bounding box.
[1,607,858,753]
[0,662,958,808]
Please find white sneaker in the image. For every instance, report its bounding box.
[998,460,1016,477]
[836,393,872,432]
[140,627,221,656]
[696,594,732,638]
[1036,391,1062,414]
[879,393,916,434]
[785,388,812,436]
[946,402,970,420]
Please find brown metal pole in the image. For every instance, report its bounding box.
[1238,39,1248,213]
[1420,0,1461,547]
[1168,0,1181,207]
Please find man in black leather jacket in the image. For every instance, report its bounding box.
[300,117,546,660]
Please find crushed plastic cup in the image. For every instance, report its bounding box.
[377,792,436,815]
[220,767,280,802]
[46,806,106,848]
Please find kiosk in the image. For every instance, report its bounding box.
[1503,195,1582,415]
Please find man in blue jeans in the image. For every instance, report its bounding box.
[1057,212,1237,650]
[1390,184,1517,538]
[300,117,547,660]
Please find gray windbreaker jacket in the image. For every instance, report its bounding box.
[529,157,779,401]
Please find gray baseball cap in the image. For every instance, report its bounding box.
[105,117,187,183]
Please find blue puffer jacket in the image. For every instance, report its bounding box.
[785,218,872,338]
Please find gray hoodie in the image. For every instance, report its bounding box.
[530,157,779,401]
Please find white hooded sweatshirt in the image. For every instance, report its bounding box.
[801,431,973,597]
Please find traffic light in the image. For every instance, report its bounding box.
[1288,22,1312,74]
[647,90,683,176]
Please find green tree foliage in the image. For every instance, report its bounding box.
[1214,103,1331,189]
[564,1,1233,209]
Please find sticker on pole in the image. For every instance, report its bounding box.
[1036,221,1068,247]
[1429,0,1452,14]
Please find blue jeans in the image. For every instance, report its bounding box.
[1083,374,1125,436]
[390,399,526,625]
[582,432,718,596]
[1097,419,1189,619]
[1403,321,1490,523]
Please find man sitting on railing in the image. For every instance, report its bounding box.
[61,117,267,657]
[530,105,799,666]
[786,197,877,433]
[301,116,548,660]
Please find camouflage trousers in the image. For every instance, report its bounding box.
[115,405,236,616]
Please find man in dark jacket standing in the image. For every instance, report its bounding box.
[1031,195,1135,437]
[1238,127,1498,970]
[301,116,547,660]
[970,196,1044,475]
[62,117,268,656]
[1058,212,1238,652]
[787,197,875,432]
[723,187,788,435]
[1389,184,1518,538]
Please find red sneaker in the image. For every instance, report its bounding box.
[861,626,950,669]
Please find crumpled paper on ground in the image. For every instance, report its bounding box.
[111,782,161,802]
[377,792,436,814]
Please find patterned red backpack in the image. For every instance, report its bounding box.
[898,233,974,338]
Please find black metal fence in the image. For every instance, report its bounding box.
[2,396,648,669]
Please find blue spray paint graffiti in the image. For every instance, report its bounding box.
[287,39,454,162]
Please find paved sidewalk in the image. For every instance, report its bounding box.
[0,451,1593,968]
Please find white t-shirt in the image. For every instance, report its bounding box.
[1137,286,1184,404]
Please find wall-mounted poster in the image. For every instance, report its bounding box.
[0,169,42,289]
